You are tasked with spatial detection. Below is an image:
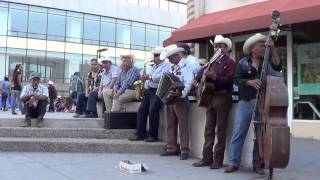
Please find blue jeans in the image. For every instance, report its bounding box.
[228,100,260,167]
[11,90,23,113]
[76,92,87,114]
[86,90,99,113]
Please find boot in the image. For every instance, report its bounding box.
[22,117,31,127]
[36,116,44,128]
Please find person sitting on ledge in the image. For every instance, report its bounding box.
[20,72,48,128]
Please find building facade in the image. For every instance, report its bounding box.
[0,0,187,93]
[168,0,320,138]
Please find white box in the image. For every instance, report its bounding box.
[119,160,147,173]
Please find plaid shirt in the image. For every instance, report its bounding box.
[20,84,49,97]
[114,66,140,94]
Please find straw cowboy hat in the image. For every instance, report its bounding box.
[164,44,185,58]
[120,54,136,64]
[243,33,267,55]
[48,80,54,85]
[211,35,232,51]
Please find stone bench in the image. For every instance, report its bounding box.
[96,101,141,118]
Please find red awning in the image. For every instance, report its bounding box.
[164,0,320,46]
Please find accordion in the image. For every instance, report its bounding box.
[156,73,185,105]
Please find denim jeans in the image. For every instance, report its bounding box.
[11,90,23,113]
[76,92,87,114]
[86,90,99,113]
[227,100,260,167]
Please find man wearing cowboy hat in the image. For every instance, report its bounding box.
[104,54,140,112]
[129,47,171,142]
[20,72,48,127]
[225,33,281,174]
[160,46,193,160]
[47,80,57,112]
[192,35,235,169]
[178,43,201,76]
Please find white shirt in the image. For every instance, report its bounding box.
[100,66,119,88]
[186,55,201,76]
[20,84,49,97]
[170,58,193,98]
[144,61,171,89]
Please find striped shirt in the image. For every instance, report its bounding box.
[20,84,49,97]
[114,66,140,94]
[144,61,171,89]
[100,66,119,88]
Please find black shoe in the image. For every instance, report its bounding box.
[128,135,145,141]
[180,152,189,160]
[253,167,265,175]
[224,165,239,173]
[22,117,31,127]
[12,112,17,115]
[145,136,157,142]
[192,160,212,167]
[160,150,179,156]
[210,163,223,169]
[80,114,98,118]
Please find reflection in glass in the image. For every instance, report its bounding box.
[84,18,100,45]
[82,54,96,77]
[65,53,82,83]
[159,30,170,46]
[117,23,131,48]
[48,13,66,41]
[101,21,116,44]
[0,7,8,35]
[66,16,83,43]
[0,50,6,78]
[146,28,158,48]
[131,26,145,49]
[46,51,65,83]
[8,9,28,37]
[25,50,46,81]
[28,11,47,39]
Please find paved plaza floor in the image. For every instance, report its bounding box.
[0,138,319,180]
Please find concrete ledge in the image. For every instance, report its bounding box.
[0,127,135,139]
[292,120,320,139]
[97,101,141,118]
[0,137,166,154]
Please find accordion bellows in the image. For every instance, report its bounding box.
[156,73,185,104]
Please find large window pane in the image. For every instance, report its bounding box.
[65,53,82,83]
[48,13,66,41]
[8,9,28,37]
[146,28,158,48]
[116,23,131,48]
[131,23,145,50]
[7,48,26,80]
[66,16,83,43]
[84,18,100,45]
[149,0,159,8]
[0,48,6,78]
[28,11,47,39]
[25,50,46,80]
[82,54,96,76]
[101,20,116,46]
[0,7,8,35]
[46,51,65,83]
[159,30,170,46]
[160,0,168,10]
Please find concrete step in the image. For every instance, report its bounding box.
[0,117,104,128]
[0,127,135,139]
[0,137,165,154]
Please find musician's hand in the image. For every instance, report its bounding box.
[113,92,120,99]
[169,89,182,97]
[247,79,262,90]
[141,74,150,81]
[265,38,275,48]
[204,70,216,80]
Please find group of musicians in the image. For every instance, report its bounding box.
[128,32,281,175]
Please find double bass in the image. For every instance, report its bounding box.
[251,11,290,179]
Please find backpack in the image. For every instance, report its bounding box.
[69,73,84,94]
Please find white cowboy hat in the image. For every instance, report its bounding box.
[211,35,232,51]
[98,56,113,64]
[243,33,267,55]
[165,44,185,58]
[48,80,54,85]
[151,46,165,55]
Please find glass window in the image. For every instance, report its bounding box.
[0,7,8,35]
[46,51,65,83]
[146,28,158,48]
[178,3,187,14]
[82,54,96,76]
[84,17,100,45]
[25,50,46,80]
[65,53,82,83]
[0,1,8,8]
[131,23,145,50]
[116,23,131,48]
[149,0,159,8]
[159,30,170,46]
[66,16,83,43]
[160,0,168,10]
[9,3,28,10]
[48,13,66,41]
[139,0,149,6]
[8,9,28,37]
[128,0,138,4]
[28,11,47,39]
[7,48,27,80]
[0,48,6,78]
[100,20,116,46]
[169,2,178,12]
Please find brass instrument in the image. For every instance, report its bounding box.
[134,62,147,100]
